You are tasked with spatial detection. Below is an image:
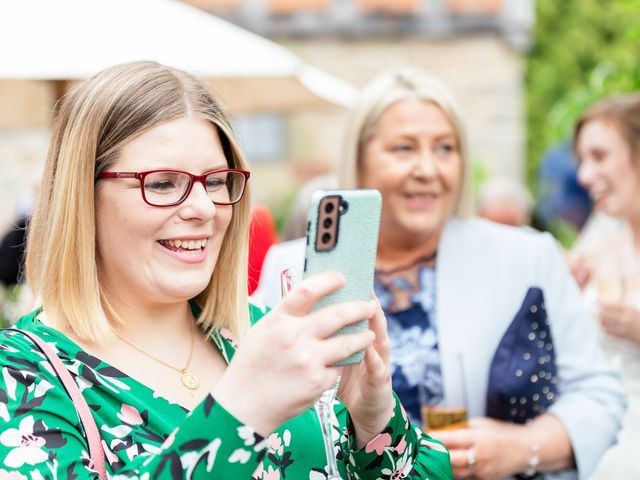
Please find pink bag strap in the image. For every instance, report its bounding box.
[13,329,107,479]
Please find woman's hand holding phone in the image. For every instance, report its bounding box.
[212,272,377,437]
[339,296,395,449]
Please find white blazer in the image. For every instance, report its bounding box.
[437,218,625,479]
[252,218,626,479]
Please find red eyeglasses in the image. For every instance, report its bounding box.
[98,169,250,207]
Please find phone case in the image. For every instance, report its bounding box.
[303,189,382,365]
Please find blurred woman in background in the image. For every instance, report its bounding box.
[256,67,626,479]
[572,94,640,479]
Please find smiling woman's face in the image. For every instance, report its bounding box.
[359,98,463,246]
[95,117,233,308]
[576,118,640,220]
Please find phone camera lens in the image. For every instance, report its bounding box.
[323,217,333,229]
[322,233,332,244]
[324,202,335,214]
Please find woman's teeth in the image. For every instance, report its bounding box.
[159,239,208,251]
[407,193,435,199]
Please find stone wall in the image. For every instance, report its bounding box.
[282,34,525,180]
[0,34,524,234]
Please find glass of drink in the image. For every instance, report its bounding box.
[419,351,468,432]
[597,276,626,304]
[280,268,342,479]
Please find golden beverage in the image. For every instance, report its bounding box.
[597,277,625,304]
[421,406,468,431]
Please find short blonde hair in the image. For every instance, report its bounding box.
[573,93,640,171]
[26,61,251,341]
[339,67,474,216]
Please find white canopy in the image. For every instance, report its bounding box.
[0,0,358,111]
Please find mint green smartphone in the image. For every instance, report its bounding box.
[303,189,382,365]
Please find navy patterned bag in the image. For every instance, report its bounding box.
[486,288,559,480]
[486,287,559,423]
[486,288,558,479]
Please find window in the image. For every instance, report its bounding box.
[355,0,419,14]
[446,0,503,14]
[234,114,286,164]
[267,0,330,14]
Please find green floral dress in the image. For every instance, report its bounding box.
[0,305,452,479]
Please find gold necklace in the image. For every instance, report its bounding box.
[115,322,200,390]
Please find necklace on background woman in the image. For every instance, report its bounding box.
[375,250,438,276]
[115,322,200,390]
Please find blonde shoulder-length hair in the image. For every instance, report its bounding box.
[339,67,474,216]
[26,61,251,342]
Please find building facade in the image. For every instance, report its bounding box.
[0,0,534,232]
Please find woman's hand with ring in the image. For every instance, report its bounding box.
[430,417,530,479]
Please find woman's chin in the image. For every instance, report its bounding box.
[597,200,625,219]
[156,278,212,302]
[402,217,447,239]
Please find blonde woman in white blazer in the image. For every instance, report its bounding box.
[254,68,625,480]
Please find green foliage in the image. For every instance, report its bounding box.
[526,0,640,191]
[471,157,489,192]
[0,284,21,328]
[546,217,579,249]
[271,187,298,235]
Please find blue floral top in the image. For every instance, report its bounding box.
[375,259,442,424]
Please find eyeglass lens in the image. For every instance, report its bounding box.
[143,171,245,206]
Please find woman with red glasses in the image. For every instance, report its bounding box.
[0,61,452,479]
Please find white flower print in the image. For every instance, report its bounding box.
[0,416,48,468]
[228,448,251,464]
[204,439,222,472]
[32,380,53,399]
[102,424,132,438]
[68,359,131,394]
[282,429,291,447]
[0,403,9,423]
[420,438,448,454]
[2,363,52,405]
[0,469,27,479]
[140,443,161,455]
[238,425,258,447]
[380,443,414,479]
[2,368,17,401]
[180,438,221,477]
[0,344,19,354]
[124,444,139,462]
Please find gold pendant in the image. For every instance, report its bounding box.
[181,370,200,390]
